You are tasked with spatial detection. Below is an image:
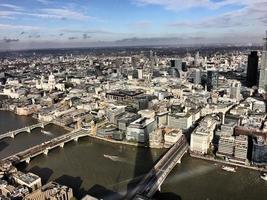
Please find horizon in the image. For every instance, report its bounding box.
[0,43,263,53]
[1,0,267,50]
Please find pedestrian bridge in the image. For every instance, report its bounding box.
[129,135,189,199]
[3,129,89,164]
[0,122,50,140]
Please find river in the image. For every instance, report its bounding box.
[0,111,266,200]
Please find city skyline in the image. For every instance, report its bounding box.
[0,0,267,50]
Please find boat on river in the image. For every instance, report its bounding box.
[260,172,267,181]
[222,166,236,172]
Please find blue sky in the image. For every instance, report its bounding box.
[0,0,267,49]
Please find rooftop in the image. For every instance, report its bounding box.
[13,172,40,185]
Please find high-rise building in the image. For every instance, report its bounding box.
[137,68,143,79]
[230,81,241,101]
[258,31,267,92]
[170,58,182,71]
[149,50,154,61]
[247,51,259,87]
[194,51,200,66]
[193,68,201,85]
[207,69,218,91]
[252,136,267,166]
[233,135,248,163]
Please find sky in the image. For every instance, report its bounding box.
[0,0,267,50]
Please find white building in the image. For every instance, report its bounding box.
[138,109,155,119]
[126,117,156,143]
[48,73,56,90]
[164,129,183,148]
[36,73,64,91]
[230,80,242,101]
[12,172,42,191]
[168,113,193,130]
[190,116,218,154]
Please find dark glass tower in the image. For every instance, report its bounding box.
[207,69,218,91]
[247,51,259,87]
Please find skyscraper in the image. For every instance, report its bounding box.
[230,81,241,101]
[194,51,200,66]
[207,69,218,91]
[258,31,267,92]
[246,51,258,87]
[193,68,201,85]
[170,58,182,71]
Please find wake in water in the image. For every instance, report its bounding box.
[164,164,217,185]
[41,130,53,136]
[103,154,126,163]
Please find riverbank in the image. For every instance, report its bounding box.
[4,109,164,149]
[87,134,165,149]
[190,153,267,173]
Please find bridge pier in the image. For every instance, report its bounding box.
[43,149,49,155]
[177,158,181,164]
[27,127,31,133]
[41,123,45,129]
[60,143,64,148]
[11,133,15,138]
[74,137,79,142]
[25,157,31,164]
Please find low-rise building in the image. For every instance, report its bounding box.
[25,182,73,200]
[11,172,42,192]
[164,129,183,148]
[190,116,218,154]
[168,112,193,130]
[156,111,168,127]
[106,105,125,124]
[126,117,156,143]
[117,112,140,131]
[232,135,248,164]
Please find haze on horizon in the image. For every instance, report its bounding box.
[0,0,267,50]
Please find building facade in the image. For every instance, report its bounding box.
[247,51,259,87]
[259,32,267,92]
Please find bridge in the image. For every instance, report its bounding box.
[3,129,89,164]
[0,122,51,140]
[129,134,189,199]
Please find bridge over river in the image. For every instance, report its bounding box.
[3,129,89,164]
[128,134,189,199]
[0,122,51,141]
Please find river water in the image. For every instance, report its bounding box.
[0,111,266,200]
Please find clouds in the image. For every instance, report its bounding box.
[83,34,91,39]
[68,34,91,40]
[134,0,223,10]
[38,8,91,20]
[3,38,19,43]
[28,34,41,39]
[131,20,152,28]
[166,0,267,31]
[0,3,92,21]
[36,0,52,5]
[0,23,40,31]
[0,3,23,11]
[68,37,78,40]
[0,9,92,21]
[60,29,115,35]
[134,0,267,14]
[0,0,266,50]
